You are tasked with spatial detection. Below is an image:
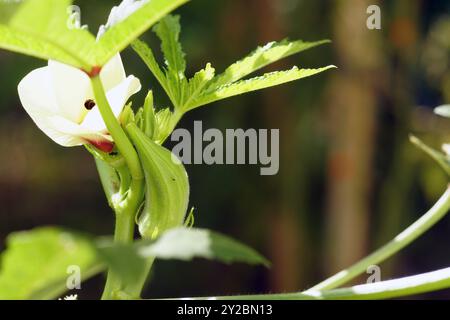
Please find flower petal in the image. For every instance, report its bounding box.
[81,75,141,132]
[18,67,62,136]
[18,66,58,110]
[108,75,141,117]
[48,60,92,123]
[46,115,112,147]
[100,54,126,92]
[18,70,112,149]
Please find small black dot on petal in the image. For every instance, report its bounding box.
[84,99,96,110]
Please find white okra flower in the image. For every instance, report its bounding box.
[18,54,141,152]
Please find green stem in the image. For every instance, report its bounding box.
[117,166,132,195]
[90,75,145,299]
[90,76,143,182]
[410,135,450,176]
[158,109,184,145]
[184,266,450,300]
[100,176,144,300]
[123,258,156,297]
[309,185,450,291]
[94,158,120,208]
[101,207,136,300]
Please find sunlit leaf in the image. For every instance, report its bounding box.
[98,227,270,277]
[182,63,216,110]
[212,39,331,88]
[187,66,336,110]
[0,0,97,69]
[138,228,270,267]
[0,228,101,300]
[153,14,186,78]
[133,22,333,113]
[96,0,189,67]
[0,0,189,70]
[132,39,171,100]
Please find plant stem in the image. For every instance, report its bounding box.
[101,207,136,300]
[95,158,120,208]
[309,185,450,291]
[100,176,144,300]
[305,267,450,299]
[117,166,132,195]
[90,76,143,182]
[158,109,184,145]
[124,258,156,297]
[90,75,146,299]
[410,135,450,176]
[185,266,450,300]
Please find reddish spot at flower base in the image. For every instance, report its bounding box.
[83,66,102,78]
[87,139,115,153]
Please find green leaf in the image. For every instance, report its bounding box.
[0,0,189,70]
[148,14,188,108]
[154,108,177,143]
[0,0,97,69]
[98,227,270,277]
[96,0,189,67]
[133,19,332,113]
[212,39,331,88]
[139,228,270,267]
[0,228,101,300]
[182,63,216,110]
[434,105,450,118]
[153,14,186,81]
[95,239,148,286]
[142,90,157,139]
[134,90,178,144]
[188,66,336,110]
[126,124,190,239]
[132,40,170,97]
[132,40,216,112]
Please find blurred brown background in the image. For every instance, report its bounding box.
[0,0,450,299]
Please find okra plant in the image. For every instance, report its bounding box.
[0,0,449,300]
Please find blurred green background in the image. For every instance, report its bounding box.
[0,0,450,299]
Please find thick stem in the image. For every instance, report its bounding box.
[117,166,132,195]
[90,75,146,299]
[309,185,450,291]
[101,208,136,300]
[123,258,156,298]
[100,175,144,300]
